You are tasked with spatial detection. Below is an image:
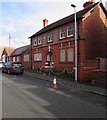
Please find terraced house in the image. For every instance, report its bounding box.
[11,45,31,69]
[29,1,107,82]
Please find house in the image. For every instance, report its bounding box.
[11,45,31,69]
[29,1,107,82]
[0,47,4,61]
[1,47,15,62]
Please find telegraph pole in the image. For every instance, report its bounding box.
[9,33,11,61]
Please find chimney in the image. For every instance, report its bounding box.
[83,0,95,9]
[43,19,48,28]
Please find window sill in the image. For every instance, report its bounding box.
[67,35,74,38]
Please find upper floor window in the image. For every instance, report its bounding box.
[60,28,65,39]
[48,32,52,42]
[67,25,74,37]
[38,36,42,45]
[33,38,37,46]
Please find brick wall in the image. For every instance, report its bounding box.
[91,69,107,87]
[81,5,107,59]
[31,4,107,82]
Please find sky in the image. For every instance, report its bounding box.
[0,0,107,48]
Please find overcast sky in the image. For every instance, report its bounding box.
[0,0,106,48]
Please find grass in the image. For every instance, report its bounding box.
[25,68,106,88]
[25,68,75,81]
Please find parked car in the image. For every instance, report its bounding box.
[2,61,24,75]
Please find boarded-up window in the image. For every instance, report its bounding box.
[60,49,65,62]
[34,53,42,61]
[47,52,54,62]
[67,48,74,62]
[24,55,29,61]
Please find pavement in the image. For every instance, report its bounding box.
[24,71,107,97]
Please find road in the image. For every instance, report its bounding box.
[1,71,106,118]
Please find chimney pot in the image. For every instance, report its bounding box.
[43,19,48,28]
[83,0,95,9]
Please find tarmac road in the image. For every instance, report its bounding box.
[1,72,106,118]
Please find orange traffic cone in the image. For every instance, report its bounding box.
[52,76,57,89]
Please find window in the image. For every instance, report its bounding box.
[67,25,74,37]
[67,48,74,62]
[48,32,52,42]
[34,38,37,46]
[34,53,42,61]
[60,49,65,62]
[60,28,65,39]
[38,36,42,45]
[17,56,20,62]
[47,52,54,62]
[24,55,29,61]
[13,57,15,62]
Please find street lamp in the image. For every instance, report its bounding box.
[71,4,77,82]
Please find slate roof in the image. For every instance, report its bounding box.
[29,2,102,38]
[11,45,30,56]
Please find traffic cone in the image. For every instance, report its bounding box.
[52,76,57,89]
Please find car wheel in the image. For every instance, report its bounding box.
[7,69,10,74]
[20,72,23,75]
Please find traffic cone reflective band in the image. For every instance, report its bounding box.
[53,76,57,89]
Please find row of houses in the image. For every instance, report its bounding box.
[1,1,107,83]
[0,47,15,62]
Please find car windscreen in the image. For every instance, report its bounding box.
[12,63,22,67]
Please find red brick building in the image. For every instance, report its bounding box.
[11,45,31,69]
[1,47,15,62]
[29,1,107,82]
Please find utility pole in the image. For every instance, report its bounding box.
[9,33,11,61]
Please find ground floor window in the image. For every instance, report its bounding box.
[67,48,74,62]
[47,52,54,62]
[34,53,42,61]
[60,49,65,62]
[24,55,29,61]
[13,57,16,62]
[17,56,20,62]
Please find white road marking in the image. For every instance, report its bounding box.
[47,88,71,98]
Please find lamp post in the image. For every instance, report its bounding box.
[71,4,77,82]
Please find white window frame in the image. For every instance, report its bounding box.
[60,28,65,39]
[48,32,52,42]
[38,36,42,45]
[34,38,37,46]
[67,25,74,37]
